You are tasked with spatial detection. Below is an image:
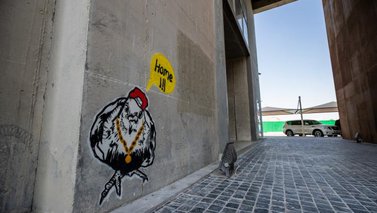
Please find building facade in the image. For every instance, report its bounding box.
[322,0,377,143]
[1,0,297,212]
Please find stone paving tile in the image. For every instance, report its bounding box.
[153,137,377,212]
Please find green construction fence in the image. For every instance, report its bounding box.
[263,120,336,133]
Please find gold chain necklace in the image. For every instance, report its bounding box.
[115,118,144,164]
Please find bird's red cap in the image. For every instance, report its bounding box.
[128,87,148,110]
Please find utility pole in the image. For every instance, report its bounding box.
[299,96,305,137]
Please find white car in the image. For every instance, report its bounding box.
[283,120,341,137]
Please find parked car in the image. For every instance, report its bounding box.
[283,119,341,137]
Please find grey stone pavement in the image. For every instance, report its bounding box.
[152,137,377,213]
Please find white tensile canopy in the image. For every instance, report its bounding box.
[262,101,338,116]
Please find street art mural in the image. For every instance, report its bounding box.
[89,87,156,205]
[146,52,176,94]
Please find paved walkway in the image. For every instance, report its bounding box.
[153,137,377,213]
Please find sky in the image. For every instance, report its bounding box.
[254,0,336,109]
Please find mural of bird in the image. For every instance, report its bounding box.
[89,87,156,205]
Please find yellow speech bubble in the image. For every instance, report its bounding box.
[146,52,175,94]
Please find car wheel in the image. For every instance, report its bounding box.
[286,130,294,137]
[313,130,323,137]
[328,135,333,137]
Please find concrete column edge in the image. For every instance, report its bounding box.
[33,0,91,212]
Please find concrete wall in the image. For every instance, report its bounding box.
[0,0,90,211]
[0,0,261,212]
[0,0,50,211]
[227,58,252,142]
[73,1,220,212]
[233,58,252,141]
[322,0,377,142]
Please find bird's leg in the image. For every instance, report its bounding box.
[127,169,149,183]
[99,170,123,205]
[114,171,123,196]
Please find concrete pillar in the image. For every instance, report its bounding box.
[32,0,90,212]
[214,0,230,152]
[227,60,237,142]
[245,0,262,141]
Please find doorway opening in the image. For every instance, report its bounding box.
[223,0,260,151]
[254,0,339,138]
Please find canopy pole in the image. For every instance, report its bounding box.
[299,96,305,137]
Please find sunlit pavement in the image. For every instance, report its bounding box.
[153,137,377,213]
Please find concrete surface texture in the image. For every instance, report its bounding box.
[73,1,221,212]
[0,0,51,211]
[0,0,261,212]
[322,0,377,143]
[214,0,230,154]
[154,137,377,212]
[227,58,252,142]
[1,0,90,212]
[112,162,220,213]
[245,2,261,142]
[32,0,90,212]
